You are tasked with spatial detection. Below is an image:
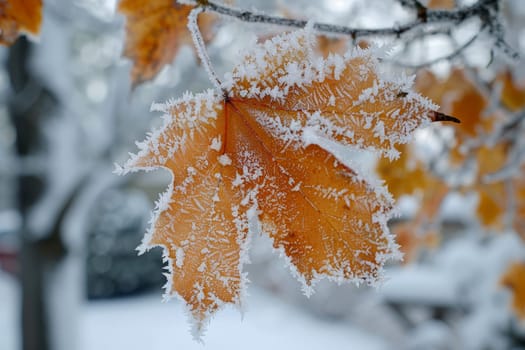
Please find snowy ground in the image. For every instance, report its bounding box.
[2,232,522,349]
[79,288,387,350]
[0,264,386,350]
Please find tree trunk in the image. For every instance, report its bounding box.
[7,36,64,350]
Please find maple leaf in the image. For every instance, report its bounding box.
[0,0,42,46]
[118,0,216,86]
[118,29,446,334]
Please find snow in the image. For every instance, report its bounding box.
[406,320,456,350]
[210,136,222,151]
[381,266,463,307]
[79,288,387,350]
[217,154,232,166]
[0,210,21,233]
[74,227,525,349]
[175,247,185,268]
[378,232,525,349]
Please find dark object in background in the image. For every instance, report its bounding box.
[85,188,163,299]
[0,211,19,275]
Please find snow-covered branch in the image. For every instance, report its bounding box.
[192,0,518,60]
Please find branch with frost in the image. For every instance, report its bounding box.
[396,0,425,10]
[392,25,486,69]
[188,0,518,60]
[496,110,525,141]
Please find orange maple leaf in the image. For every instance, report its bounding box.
[0,0,42,46]
[118,0,216,86]
[118,29,446,334]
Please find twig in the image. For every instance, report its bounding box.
[397,0,422,9]
[203,0,424,37]
[392,26,484,69]
[498,110,525,140]
[494,37,521,61]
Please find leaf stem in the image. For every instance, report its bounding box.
[187,7,224,94]
[430,111,461,124]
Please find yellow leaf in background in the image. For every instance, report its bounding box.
[0,0,42,46]
[476,143,509,177]
[118,0,217,86]
[496,70,525,112]
[513,179,525,240]
[450,88,489,137]
[501,261,525,319]
[427,0,455,9]
[376,143,429,198]
[474,143,509,229]
[477,183,506,228]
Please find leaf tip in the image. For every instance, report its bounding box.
[430,110,461,124]
[112,162,126,175]
[190,320,207,344]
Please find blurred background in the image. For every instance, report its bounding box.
[1,0,525,349]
